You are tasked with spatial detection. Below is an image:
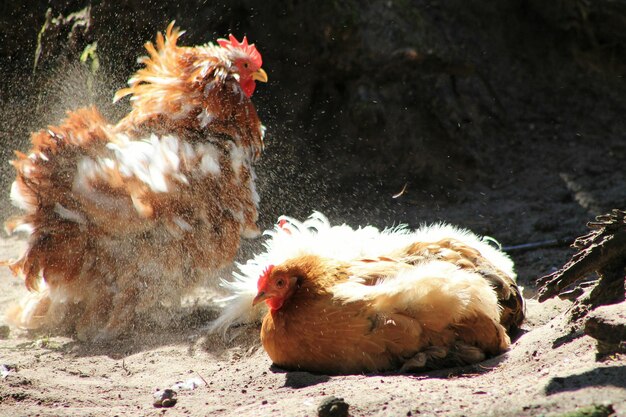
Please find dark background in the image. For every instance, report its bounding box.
[1,0,625,289]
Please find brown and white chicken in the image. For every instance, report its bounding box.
[3,23,268,340]
[213,212,525,374]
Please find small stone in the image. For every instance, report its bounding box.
[0,325,10,339]
[318,396,349,417]
[153,389,177,408]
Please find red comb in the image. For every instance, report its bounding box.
[257,264,274,290]
[217,34,262,68]
[277,218,292,235]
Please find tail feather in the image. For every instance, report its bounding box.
[484,271,525,331]
[209,270,266,334]
[5,287,53,330]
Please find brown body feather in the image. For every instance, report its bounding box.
[4,24,266,340]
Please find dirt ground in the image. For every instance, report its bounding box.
[1,139,626,417]
[2,1,626,416]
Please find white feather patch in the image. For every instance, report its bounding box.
[173,216,193,232]
[6,285,50,329]
[230,143,244,177]
[210,212,517,333]
[7,221,35,235]
[197,143,221,176]
[106,134,190,192]
[54,203,87,225]
[197,109,215,128]
[10,181,34,212]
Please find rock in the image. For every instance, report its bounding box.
[585,302,626,354]
[153,388,177,408]
[318,396,349,417]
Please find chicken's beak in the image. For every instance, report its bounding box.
[252,68,268,83]
[252,291,268,306]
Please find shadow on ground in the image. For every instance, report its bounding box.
[544,365,626,395]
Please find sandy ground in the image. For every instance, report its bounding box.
[2,3,626,414]
[1,229,625,417]
[1,84,626,415]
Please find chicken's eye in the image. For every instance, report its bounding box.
[275,278,285,289]
[243,62,249,69]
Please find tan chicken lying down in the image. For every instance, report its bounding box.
[213,212,525,374]
[3,23,268,341]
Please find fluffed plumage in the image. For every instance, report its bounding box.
[213,212,524,374]
[3,22,267,340]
